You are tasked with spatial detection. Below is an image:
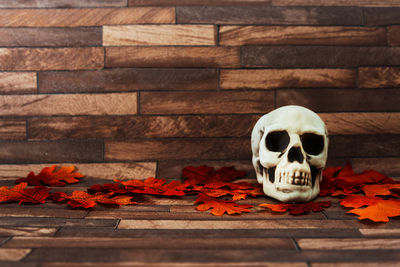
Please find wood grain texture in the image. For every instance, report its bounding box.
[106,47,240,68]
[39,69,217,93]
[297,238,400,250]
[242,46,400,68]
[0,93,137,116]
[0,119,26,140]
[0,227,57,237]
[364,8,400,25]
[351,158,400,177]
[140,91,274,114]
[0,248,31,261]
[359,67,400,88]
[0,206,87,219]
[177,6,363,25]
[129,0,271,6]
[360,229,400,237]
[0,0,127,8]
[0,27,102,47]
[0,48,103,71]
[103,25,215,46]
[220,69,355,89]
[0,141,103,163]
[271,0,400,6]
[0,163,156,180]
[0,8,174,27]
[320,113,400,135]
[105,138,251,161]
[388,26,400,45]
[220,26,386,46]
[276,89,400,112]
[0,72,36,94]
[28,115,258,140]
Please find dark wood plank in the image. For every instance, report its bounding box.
[220,26,386,46]
[0,28,102,47]
[388,26,400,45]
[0,207,87,219]
[39,69,217,93]
[359,67,400,88]
[0,72,36,94]
[243,46,400,68]
[0,119,26,140]
[364,7,400,25]
[129,0,271,5]
[276,89,400,112]
[0,0,127,8]
[140,91,274,115]
[220,69,356,89]
[28,115,258,140]
[105,138,251,161]
[271,0,400,6]
[351,157,400,177]
[0,48,103,71]
[0,141,103,163]
[177,6,363,25]
[0,8,174,27]
[106,47,240,68]
[0,218,117,228]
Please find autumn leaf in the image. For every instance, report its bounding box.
[116,177,188,196]
[340,195,400,222]
[260,201,331,215]
[195,193,252,216]
[51,191,137,209]
[182,166,246,186]
[16,165,84,187]
[201,182,263,201]
[362,184,400,197]
[0,183,49,204]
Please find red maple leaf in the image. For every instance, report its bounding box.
[195,193,252,216]
[51,191,137,209]
[116,177,188,196]
[182,166,246,186]
[340,195,400,222]
[0,183,49,204]
[260,201,331,215]
[16,165,84,187]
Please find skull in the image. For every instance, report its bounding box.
[251,105,328,202]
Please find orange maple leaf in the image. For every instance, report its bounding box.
[362,184,400,197]
[340,195,400,222]
[182,166,246,186]
[195,193,252,216]
[16,165,84,187]
[116,177,188,196]
[51,191,137,209]
[260,201,331,215]
[0,183,49,204]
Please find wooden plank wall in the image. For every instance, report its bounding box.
[0,0,400,181]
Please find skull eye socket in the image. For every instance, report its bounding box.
[265,130,290,152]
[301,133,324,155]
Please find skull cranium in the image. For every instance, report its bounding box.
[251,105,328,202]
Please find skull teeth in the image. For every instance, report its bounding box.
[277,171,311,186]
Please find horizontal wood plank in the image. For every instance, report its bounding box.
[0,72,37,94]
[359,67,400,88]
[242,46,400,68]
[297,238,400,250]
[388,26,400,45]
[0,248,31,261]
[220,26,386,46]
[177,6,363,25]
[140,91,274,114]
[0,207,87,219]
[0,141,103,163]
[320,113,400,135]
[0,48,103,71]
[0,0,127,8]
[106,47,240,68]
[0,93,137,116]
[105,138,251,161]
[129,0,272,5]
[270,0,400,6]
[364,7,400,25]
[276,89,400,112]
[0,27,102,47]
[103,25,215,46]
[360,229,400,237]
[28,115,258,140]
[220,69,355,89]
[0,227,57,237]
[0,162,156,180]
[0,119,26,140]
[351,158,400,177]
[0,8,174,27]
[39,69,218,93]
[0,218,117,228]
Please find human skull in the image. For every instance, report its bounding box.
[251,105,328,202]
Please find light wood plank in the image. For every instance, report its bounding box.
[298,238,400,250]
[0,248,31,261]
[0,72,36,94]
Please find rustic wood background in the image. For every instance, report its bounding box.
[1,0,400,266]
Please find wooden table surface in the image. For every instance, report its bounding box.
[1,177,400,267]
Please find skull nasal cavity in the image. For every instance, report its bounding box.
[288,146,304,163]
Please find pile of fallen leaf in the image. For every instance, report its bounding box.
[0,164,399,223]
